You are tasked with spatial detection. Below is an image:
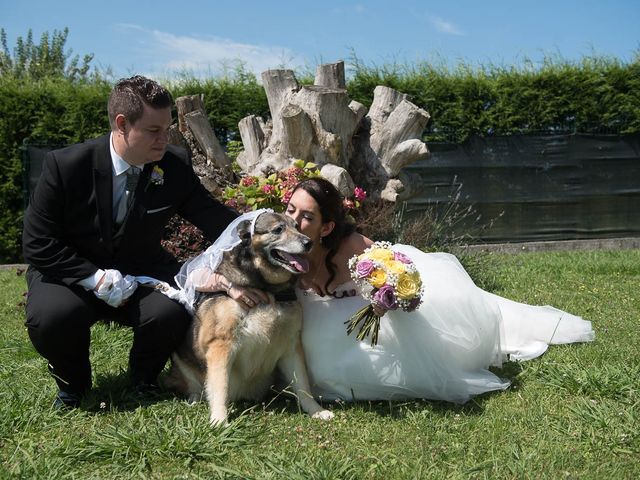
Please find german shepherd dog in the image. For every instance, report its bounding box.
[165,211,334,425]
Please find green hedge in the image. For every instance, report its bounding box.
[348,55,640,142]
[0,78,112,263]
[2,55,639,262]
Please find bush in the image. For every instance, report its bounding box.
[161,216,210,264]
[222,161,323,212]
[0,77,111,262]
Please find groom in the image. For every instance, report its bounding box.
[22,75,237,408]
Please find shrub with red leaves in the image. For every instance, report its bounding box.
[161,215,211,263]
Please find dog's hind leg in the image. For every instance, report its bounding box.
[204,341,233,426]
[278,338,334,421]
[166,353,204,404]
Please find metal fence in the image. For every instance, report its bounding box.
[20,141,64,208]
[404,133,640,243]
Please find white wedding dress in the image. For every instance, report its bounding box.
[296,245,595,404]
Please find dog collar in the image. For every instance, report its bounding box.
[274,289,298,302]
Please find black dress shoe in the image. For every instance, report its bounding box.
[53,390,82,409]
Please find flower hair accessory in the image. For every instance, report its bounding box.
[345,241,424,346]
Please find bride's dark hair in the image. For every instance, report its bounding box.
[290,177,356,296]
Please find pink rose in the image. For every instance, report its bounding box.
[354,186,367,202]
[393,251,413,265]
[262,184,275,194]
[355,259,376,278]
[373,285,398,310]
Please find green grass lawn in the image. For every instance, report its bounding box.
[1,250,638,479]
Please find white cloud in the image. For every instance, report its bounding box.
[429,16,464,36]
[115,24,302,78]
[331,4,365,15]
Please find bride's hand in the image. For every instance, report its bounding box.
[194,271,269,310]
[228,285,271,311]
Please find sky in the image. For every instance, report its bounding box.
[2,0,639,81]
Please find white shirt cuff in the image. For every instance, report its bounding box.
[78,269,105,291]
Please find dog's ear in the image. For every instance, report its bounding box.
[236,219,252,244]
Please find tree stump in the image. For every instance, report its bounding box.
[173,94,235,195]
[237,60,430,202]
[176,95,231,170]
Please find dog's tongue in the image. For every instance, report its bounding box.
[279,251,309,273]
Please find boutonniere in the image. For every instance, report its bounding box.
[150,165,164,186]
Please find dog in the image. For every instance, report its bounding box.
[164,211,334,425]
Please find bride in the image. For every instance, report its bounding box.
[281,178,595,403]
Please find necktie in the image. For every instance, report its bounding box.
[114,167,140,226]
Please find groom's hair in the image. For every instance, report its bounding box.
[108,75,172,128]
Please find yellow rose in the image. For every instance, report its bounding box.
[366,248,394,262]
[384,259,406,275]
[396,271,421,300]
[368,268,387,288]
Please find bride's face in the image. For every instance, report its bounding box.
[285,188,334,246]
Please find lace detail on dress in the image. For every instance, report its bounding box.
[297,280,358,301]
[331,280,358,299]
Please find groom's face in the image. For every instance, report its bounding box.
[115,103,172,166]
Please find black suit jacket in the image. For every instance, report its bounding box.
[23,134,237,284]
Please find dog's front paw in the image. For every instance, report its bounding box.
[209,413,229,427]
[312,409,335,421]
[209,405,230,426]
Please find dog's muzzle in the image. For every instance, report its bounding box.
[272,250,310,273]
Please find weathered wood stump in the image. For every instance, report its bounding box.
[176,95,231,170]
[171,94,235,195]
[237,61,430,202]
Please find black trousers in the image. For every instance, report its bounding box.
[24,268,190,394]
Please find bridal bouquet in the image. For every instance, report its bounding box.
[345,241,423,346]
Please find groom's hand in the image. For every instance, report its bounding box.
[93,269,138,307]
